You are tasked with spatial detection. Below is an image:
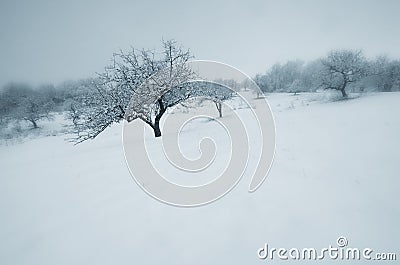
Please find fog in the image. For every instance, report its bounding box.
[1,0,400,87]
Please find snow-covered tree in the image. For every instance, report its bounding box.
[298,60,324,92]
[253,74,269,97]
[385,60,400,91]
[319,49,367,97]
[69,40,235,142]
[17,95,54,128]
[68,40,193,142]
[208,81,235,118]
[366,56,400,92]
[207,78,237,116]
[0,83,54,128]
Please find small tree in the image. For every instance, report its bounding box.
[0,83,53,129]
[211,85,233,118]
[253,74,269,97]
[166,81,233,119]
[16,95,53,128]
[210,78,237,116]
[320,49,366,97]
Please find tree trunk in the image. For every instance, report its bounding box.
[153,118,162,137]
[215,102,222,118]
[30,119,38,129]
[152,99,167,137]
[340,78,348,98]
[340,88,348,98]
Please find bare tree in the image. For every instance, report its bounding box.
[0,83,54,129]
[69,40,235,143]
[16,95,53,128]
[368,56,400,92]
[320,49,366,97]
[253,74,269,97]
[67,40,194,142]
[211,85,233,118]
[209,78,237,115]
[386,60,400,91]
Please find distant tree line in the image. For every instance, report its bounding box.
[0,79,92,131]
[253,49,400,97]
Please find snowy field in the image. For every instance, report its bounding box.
[0,92,399,264]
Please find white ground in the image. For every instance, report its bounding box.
[0,92,399,264]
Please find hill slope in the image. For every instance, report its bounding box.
[0,92,399,264]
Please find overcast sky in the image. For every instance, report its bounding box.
[1,0,400,88]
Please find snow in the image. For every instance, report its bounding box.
[0,92,399,264]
